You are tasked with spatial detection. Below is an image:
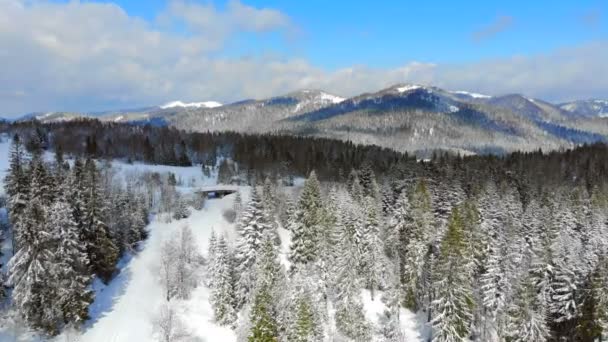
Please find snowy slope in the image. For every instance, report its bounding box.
[79,195,238,342]
[160,101,223,109]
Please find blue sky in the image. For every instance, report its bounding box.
[1,0,607,115]
[95,0,607,68]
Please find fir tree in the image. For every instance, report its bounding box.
[288,171,323,270]
[82,158,119,283]
[7,197,61,334]
[4,134,29,252]
[431,207,475,342]
[506,275,550,342]
[235,187,271,307]
[48,189,93,327]
[210,234,237,326]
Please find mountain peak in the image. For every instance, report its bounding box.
[160,100,222,109]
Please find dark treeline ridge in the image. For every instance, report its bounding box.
[2,118,608,195]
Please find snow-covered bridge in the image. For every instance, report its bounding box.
[196,185,239,198]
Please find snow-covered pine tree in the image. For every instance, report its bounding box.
[333,204,371,341]
[479,232,509,340]
[262,177,276,215]
[506,274,550,342]
[68,157,86,230]
[430,206,474,342]
[401,179,433,312]
[288,171,323,271]
[127,192,149,247]
[379,260,404,342]
[235,187,271,308]
[248,285,278,342]
[4,134,29,250]
[82,158,119,283]
[48,186,94,327]
[548,199,584,338]
[361,195,384,300]
[8,196,61,334]
[282,266,325,342]
[172,193,190,220]
[576,258,608,342]
[210,234,237,326]
[385,190,409,259]
[248,232,284,342]
[289,294,318,342]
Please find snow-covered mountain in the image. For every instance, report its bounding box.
[160,100,223,109]
[11,85,608,155]
[559,99,608,118]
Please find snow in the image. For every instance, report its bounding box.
[79,194,239,342]
[360,290,423,341]
[396,85,423,93]
[0,139,425,341]
[319,92,345,104]
[160,101,223,109]
[451,90,491,99]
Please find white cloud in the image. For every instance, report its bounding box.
[0,1,607,117]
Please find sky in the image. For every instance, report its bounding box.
[0,0,607,117]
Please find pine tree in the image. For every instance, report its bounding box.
[248,286,278,342]
[48,189,93,327]
[361,196,384,300]
[333,207,371,341]
[235,187,271,308]
[401,179,433,312]
[506,275,550,342]
[293,295,316,342]
[82,158,119,283]
[248,233,283,342]
[210,234,237,326]
[380,261,404,342]
[4,134,29,252]
[172,193,190,220]
[288,171,323,270]
[7,197,61,334]
[431,207,474,342]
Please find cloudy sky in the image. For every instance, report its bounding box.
[0,0,607,117]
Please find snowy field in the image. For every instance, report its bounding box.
[0,135,424,341]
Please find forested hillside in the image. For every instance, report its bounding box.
[0,120,606,341]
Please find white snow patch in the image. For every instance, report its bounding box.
[396,85,423,93]
[448,105,459,112]
[113,115,124,122]
[160,101,223,109]
[360,290,423,341]
[319,92,345,104]
[450,90,491,99]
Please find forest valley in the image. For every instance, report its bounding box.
[0,119,607,342]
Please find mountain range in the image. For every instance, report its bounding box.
[9,85,608,156]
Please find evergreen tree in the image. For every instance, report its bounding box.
[401,179,433,311]
[288,171,323,270]
[333,206,371,341]
[48,189,93,327]
[506,275,550,342]
[248,286,278,342]
[248,233,283,342]
[235,187,271,308]
[210,234,237,326]
[7,197,61,334]
[82,158,119,283]
[431,207,474,342]
[4,134,29,252]
[361,196,384,300]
